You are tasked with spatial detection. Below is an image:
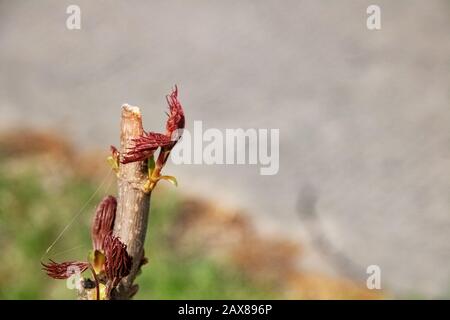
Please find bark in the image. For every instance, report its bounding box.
[112,104,151,299]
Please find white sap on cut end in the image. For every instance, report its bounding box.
[122,103,141,116]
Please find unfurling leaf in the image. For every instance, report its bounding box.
[107,156,119,172]
[107,145,120,173]
[158,175,178,187]
[166,85,185,136]
[41,260,89,279]
[121,132,173,164]
[88,250,106,275]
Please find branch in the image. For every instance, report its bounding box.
[112,104,151,299]
[42,87,184,300]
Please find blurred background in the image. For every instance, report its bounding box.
[0,0,449,299]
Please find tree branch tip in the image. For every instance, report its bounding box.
[121,104,141,117]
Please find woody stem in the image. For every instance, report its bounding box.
[112,105,151,299]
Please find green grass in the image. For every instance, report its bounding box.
[0,156,276,299]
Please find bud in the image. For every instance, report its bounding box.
[165,85,185,136]
[41,260,89,279]
[121,131,172,164]
[120,86,185,165]
[110,145,120,161]
[91,195,117,251]
[103,234,132,288]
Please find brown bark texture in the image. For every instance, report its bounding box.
[112,104,151,299]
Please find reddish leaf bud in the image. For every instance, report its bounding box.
[165,85,185,137]
[91,195,117,251]
[41,260,89,280]
[103,234,132,287]
[110,145,119,159]
[121,131,173,164]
